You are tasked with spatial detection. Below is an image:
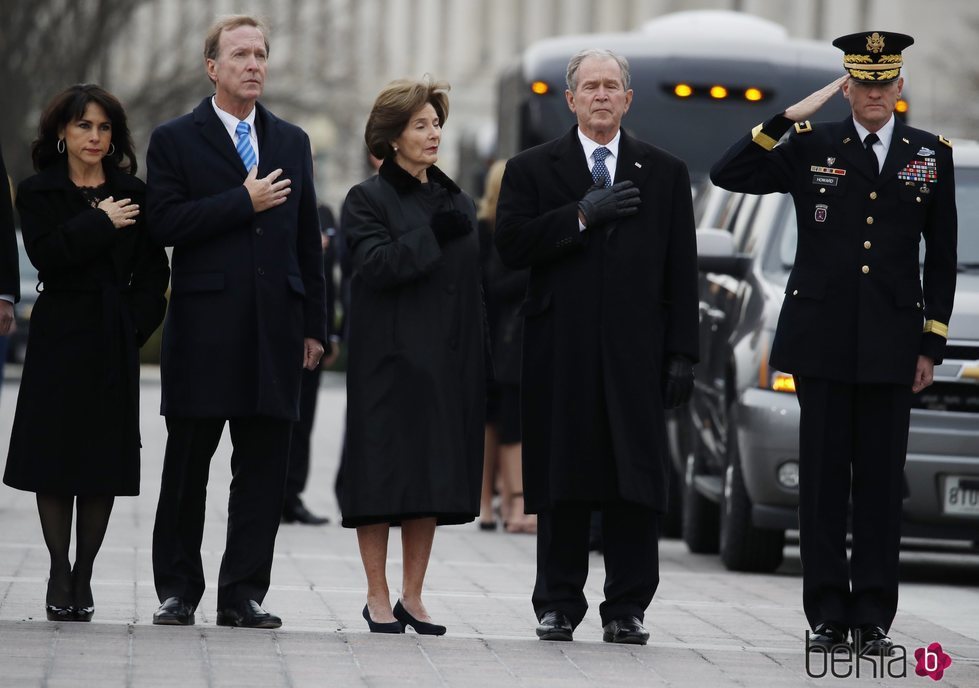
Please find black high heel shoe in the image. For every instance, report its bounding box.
[73,606,94,622]
[393,600,446,636]
[72,574,94,622]
[362,604,403,633]
[46,604,75,622]
[46,567,74,622]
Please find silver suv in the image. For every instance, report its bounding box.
[675,142,979,572]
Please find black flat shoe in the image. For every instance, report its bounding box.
[393,600,446,636]
[73,606,94,622]
[216,600,282,629]
[362,604,403,633]
[153,596,196,626]
[478,520,497,531]
[46,604,75,622]
[808,621,849,652]
[536,610,574,641]
[852,625,894,656]
[602,616,650,645]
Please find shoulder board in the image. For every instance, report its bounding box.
[794,121,814,134]
[938,135,952,148]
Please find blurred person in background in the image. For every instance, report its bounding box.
[2,84,169,622]
[0,143,19,383]
[477,159,534,534]
[337,78,486,635]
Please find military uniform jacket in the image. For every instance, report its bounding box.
[711,114,957,385]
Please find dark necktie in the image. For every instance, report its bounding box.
[592,146,611,188]
[863,132,880,178]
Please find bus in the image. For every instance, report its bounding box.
[496,10,909,184]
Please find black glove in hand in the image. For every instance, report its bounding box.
[577,180,641,228]
[431,209,473,245]
[662,355,694,409]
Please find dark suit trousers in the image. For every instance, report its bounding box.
[285,367,321,508]
[533,500,659,627]
[795,376,911,632]
[152,416,292,609]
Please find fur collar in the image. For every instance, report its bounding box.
[378,157,461,195]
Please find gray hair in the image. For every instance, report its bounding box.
[566,49,631,92]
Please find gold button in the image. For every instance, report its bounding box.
[916,197,922,203]
[866,216,874,225]
[793,289,799,296]
[862,265,870,274]
[869,191,878,200]
[864,241,872,249]
[819,187,826,194]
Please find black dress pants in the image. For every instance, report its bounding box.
[284,367,321,509]
[152,416,292,610]
[533,500,660,628]
[795,376,911,632]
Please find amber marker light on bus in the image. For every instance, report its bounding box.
[674,83,694,98]
[710,85,728,99]
[531,81,549,95]
[744,87,763,102]
[895,99,909,114]
[771,372,797,393]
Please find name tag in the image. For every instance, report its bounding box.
[812,175,838,186]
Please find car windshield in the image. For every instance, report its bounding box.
[765,165,979,273]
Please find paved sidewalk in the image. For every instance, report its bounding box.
[0,372,977,687]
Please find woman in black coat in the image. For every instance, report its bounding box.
[338,78,486,635]
[3,85,169,621]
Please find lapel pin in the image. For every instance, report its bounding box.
[902,138,910,144]
[843,137,852,144]
[827,157,836,165]
[634,162,642,168]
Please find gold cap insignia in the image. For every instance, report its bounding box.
[866,32,885,53]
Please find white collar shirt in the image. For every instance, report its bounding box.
[578,128,621,184]
[852,114,895,172]
[212,96,259,168]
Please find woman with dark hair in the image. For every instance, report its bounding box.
[3,84,169,622]
[338,78,486,635]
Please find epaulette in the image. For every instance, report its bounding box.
[938,135,952,148]
[794,121,813,134]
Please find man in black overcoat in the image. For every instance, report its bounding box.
[496,49,699,644]
[711,32,956,655]
[0,143,20,366]
[146,15,326,629]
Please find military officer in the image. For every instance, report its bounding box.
[711,31,957,656]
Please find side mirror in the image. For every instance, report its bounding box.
[696,228,751,279]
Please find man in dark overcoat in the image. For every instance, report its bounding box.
[711,32,956,655]
[495,48,699,644]
[146,14,326,629]
[0,143,20,372]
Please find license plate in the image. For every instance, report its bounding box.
[942,476,979,516]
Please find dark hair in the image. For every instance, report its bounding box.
[364,77,450,160]
[31,84,137,175]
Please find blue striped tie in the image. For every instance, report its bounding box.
[236,121,257,171]
[592,146,611,188]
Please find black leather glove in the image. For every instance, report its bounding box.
[577,180,641,228]
[662,355,694,409]
[430,209,473,245]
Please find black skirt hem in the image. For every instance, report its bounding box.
[340,511,476,529]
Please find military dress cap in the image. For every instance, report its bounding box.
[832,31,914,83]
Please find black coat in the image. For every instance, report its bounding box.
[495,127,699,513]
[337,160,486,527]
[0,144,18,301]
[711,115,957,383]
[3,161,169,495]
[147,98,326,420]
[480,219,528,386]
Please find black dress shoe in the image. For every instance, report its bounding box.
[536,610,574,641]
[153,596,196,626]
[362,604,404,634]
[393,600,446,635]
[602,617,650,645]
[808,621,848,651]
[216,600,282,629]
[73,606,94,622]
[282,502,330,525]
[45,604,75,622]
[852,625,894,656]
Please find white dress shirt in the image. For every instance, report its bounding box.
[576,128,622,231]
[852,114,895,172]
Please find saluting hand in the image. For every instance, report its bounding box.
[244,166,292,213]
[97,196,140,229]
[785,74,849,123]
